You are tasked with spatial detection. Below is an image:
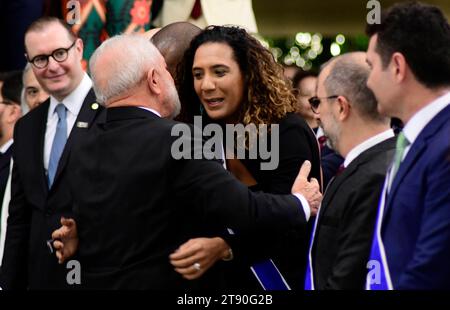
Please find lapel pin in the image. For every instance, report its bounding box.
[91,103,99,110]
[77,121,89,128]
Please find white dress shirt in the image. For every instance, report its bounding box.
[344,129,395,168]
[401,91,450,160]
[44,73,92,172]
[138,106,161,117]
[0,140,13,154]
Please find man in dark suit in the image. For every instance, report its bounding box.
[0,72,23,262]
[305,52,395,290]
[0,17,103,289]
[51,34,322,289]
[0,72,23,202]
[365,2,450,290]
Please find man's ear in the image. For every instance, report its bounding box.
[5,105,22,124]
[337,96,351,121]
[75,38,84,60]
[391,52,407,83]
[147,68,162,95]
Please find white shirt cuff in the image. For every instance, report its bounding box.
[293,193,311,221]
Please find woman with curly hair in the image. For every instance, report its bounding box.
[170,25,321,290]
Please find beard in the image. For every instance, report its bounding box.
[164,78,181,120]
[321,117,341,152]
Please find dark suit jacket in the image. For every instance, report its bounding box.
[68,106,307,289]
[226,113,321,290]
[0,145,13,204]
[382,104,450,289]
[0,89,103,289]
[312,136,395,289]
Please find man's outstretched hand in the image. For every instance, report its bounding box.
[51,217,79,264]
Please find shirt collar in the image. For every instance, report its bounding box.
[403,91,450,145]
[0,139,13,154]
[344,129,395,168]
[49,73,93,117]
[138,107,161,117]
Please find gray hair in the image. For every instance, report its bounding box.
[89,34,162,105]
[20,63,33,114]
[323,54,386,123]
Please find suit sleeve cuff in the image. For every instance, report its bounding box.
[293,193,310,221]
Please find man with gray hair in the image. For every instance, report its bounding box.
[21,63,48,112]
[304,52,396,290]
[51,34,322,289]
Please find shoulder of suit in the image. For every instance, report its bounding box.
[15,99,50,129]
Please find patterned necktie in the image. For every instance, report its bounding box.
[391,132,410,182]
[48,104,67,188]
[336,163,346,176]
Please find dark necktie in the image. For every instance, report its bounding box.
[336,163,345,176]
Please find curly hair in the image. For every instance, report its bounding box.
[177,25,296,126]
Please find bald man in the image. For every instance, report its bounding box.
[305,52,396,290]
[151,22,202,124]
[151,22,201,81]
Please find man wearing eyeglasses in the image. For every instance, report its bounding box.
[304,52,396,290]
[0,17,103,289]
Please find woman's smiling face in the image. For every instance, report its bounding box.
[192,42,245,123]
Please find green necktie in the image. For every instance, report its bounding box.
[391,131,410,180]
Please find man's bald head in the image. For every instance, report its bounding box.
[321,52,386,123]
[90,34,163,105]
[151,22,201,79]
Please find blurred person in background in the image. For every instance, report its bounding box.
[22,63,49,111]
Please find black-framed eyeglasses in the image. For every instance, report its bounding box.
[26,40,77,69]
[308,95,339,113]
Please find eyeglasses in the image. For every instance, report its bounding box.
[27,40,77,69]
[308,95,339,113]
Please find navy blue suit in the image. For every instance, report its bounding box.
[382,104,450,289]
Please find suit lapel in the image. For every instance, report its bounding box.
[318,161,358,219]
[51,89,99,189]
[384,104,450,218]
[35,101,51,196]
[384,140,426,216]
[317,137,395,228]
[0,146,13,171]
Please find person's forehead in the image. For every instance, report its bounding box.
[26,23,73,54]
[195,42,236,62]
[317,65,332,89]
